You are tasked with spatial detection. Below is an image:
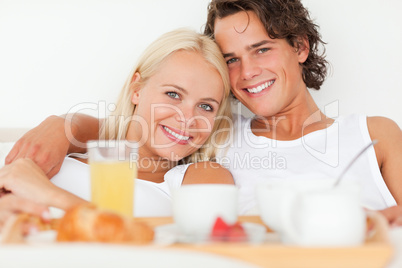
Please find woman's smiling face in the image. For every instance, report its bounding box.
[128,50,224,161]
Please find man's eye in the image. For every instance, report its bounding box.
[226,58,239,65]
[167,92,179,99]
[257,48,269,54]
[199,104,213,111]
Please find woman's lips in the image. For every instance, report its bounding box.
[160,125,191,145]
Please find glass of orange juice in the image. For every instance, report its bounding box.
[87,140,138,217]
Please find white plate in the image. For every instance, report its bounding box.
[0,243,258,268]
[155,222,267,244]
[25,230,57,244]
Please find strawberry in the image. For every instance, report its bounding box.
[211,217,230,241]
[210,217,248,242]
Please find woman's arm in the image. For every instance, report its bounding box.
[182,161,234,185]
[5,114,101,178]
[0,158,87,210]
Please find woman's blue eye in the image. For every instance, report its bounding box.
[226,58,238,65]
[199,104,213,111]
[167,92,179,99]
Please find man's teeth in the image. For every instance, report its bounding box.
[163,126,190,141]
[246,80,274,93]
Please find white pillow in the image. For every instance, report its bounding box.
[0,142,15,168]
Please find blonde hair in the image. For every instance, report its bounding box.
[100,28,232,163]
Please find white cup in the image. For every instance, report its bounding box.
[172,184,238,236]
[257,179,366,247]
[257,179,334,233]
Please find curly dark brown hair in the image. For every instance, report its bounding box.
[204,0,328,90]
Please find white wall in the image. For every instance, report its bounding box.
[1,0,401,129]
[306,0,402,124]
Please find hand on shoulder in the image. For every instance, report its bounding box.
[5,115,72,178]
[4,113,100,179]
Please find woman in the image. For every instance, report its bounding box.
[0,28,234,225]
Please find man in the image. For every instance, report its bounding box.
[5,0,402,224]
[203,0,402,222]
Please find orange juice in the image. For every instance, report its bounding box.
[90,161,136,217]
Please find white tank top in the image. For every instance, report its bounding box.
[51,157,191,217]
[217,114,396,214]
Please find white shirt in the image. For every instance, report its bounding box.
[217,114,396,214]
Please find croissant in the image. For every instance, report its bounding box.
[56,204,154,244]
[0,213,57,244]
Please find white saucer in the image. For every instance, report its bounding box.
[25,230,57,244]
[155,222,267,245]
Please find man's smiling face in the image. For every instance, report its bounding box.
[214,11,309,117]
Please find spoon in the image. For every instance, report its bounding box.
[333,140,378,187]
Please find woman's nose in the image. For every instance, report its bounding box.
[175,106,196,128]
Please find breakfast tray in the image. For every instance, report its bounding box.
[143,213,393,268]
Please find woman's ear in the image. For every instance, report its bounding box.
[297,37,310,64]
[130,72,141,105]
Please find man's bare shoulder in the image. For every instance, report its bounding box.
[367,116,401,139]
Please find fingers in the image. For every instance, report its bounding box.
[0,195,51,235]
[379,206,402,227]
[47,163,62,179]
[0,159,52,204]
[4,116,71,179]
[0,189,11,198]
[5,138,38,166]
[391,216,402,227]
[379,207,396,222]
[28,152,53,176]
[6,137,35,164]
[387,206,402,227]
[4,141,21,165]
[5,142,55,177]
[0,210,13,230]
[0,195,50,221]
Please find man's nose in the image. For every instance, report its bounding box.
[241,57,261,80]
